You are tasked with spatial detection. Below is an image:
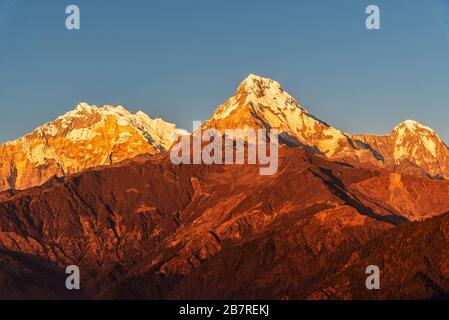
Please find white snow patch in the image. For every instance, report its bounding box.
[117,118,130,126]
[215,100,240,119]
[394,119,436,134]
[67,128,99,142]
[420,135,437,157]
[116,131,133,144]
[43,124,59,137]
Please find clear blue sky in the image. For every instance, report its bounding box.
[1,0,448,143]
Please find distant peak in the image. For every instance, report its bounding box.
[243,73,267,82]
[136,110,147,117]
[76,102,97,112]
[240,74,284,94]
[75,103,134,114]
[393,119,435,134]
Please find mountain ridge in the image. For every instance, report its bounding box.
[204,74,449,178]
[0,103,185,191]
[1,147,448,299]
[1,74,448,192]
[1,76,449,298]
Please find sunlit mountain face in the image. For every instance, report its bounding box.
[3,75,448,193]
[0,75,449,299]
[0,103,186,192]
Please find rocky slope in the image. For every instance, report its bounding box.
[1,74,449,299]
[204,74,449,179]
[203,74,378,164]
[2,75,449,193]
[353,120,449,179]
[1,147,449,299]
[0,103,185,192]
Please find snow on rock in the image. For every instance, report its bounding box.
[0,103,184,191]
[393,120,440,160]
[354,119,449,178]
[205,73,373,160]
[67,128,100,142]
[206,74,449,179]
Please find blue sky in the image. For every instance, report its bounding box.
[0,0,448,143]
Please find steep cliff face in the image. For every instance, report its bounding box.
[1,74,449,299]
[0,103,185,191]
[2,75,449,193]
[353,120,449,178]
[203,74,378,163]
[306,211,449,300]
[350,173,449,221]
[202,75,449,178]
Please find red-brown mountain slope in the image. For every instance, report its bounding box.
[1,147,448,299]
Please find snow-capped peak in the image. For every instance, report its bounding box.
[393,120,436,134]
[242,73,282,87]
[240,73,285,97]
[206,74,367,159]
[0,102,186,191]
[389,119,445,163]
[74,102,99,114]
[211,74,304,121]
[69,103,183,150]
[26,103,183,151]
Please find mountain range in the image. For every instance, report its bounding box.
[0,103,186,191]
[0,74,448,299]
[2,74,448,193]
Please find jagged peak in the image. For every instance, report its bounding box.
[62,103,146,123]
[73,102,137,115]
[70,104,184,139]
[243,73,270,82]
[211,74,303,121]
[239,73,284,95]
[75,102,97,112]
[393,119,436,135]
[5,102,182,148]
